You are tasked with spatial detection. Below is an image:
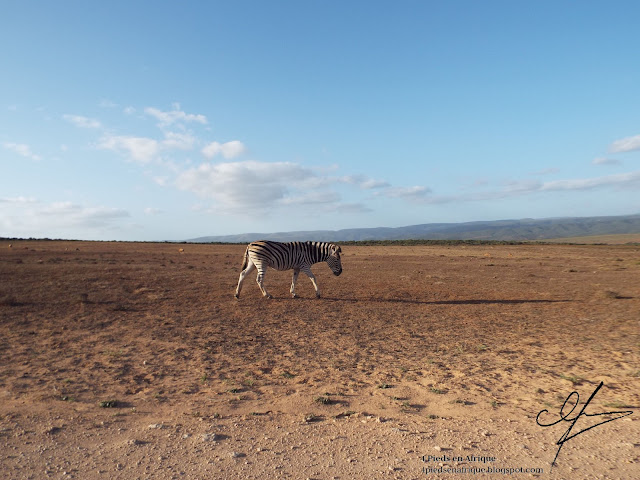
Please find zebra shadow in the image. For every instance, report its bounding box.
[319,297,572,306]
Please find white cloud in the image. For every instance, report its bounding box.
[0,196,37,204]
[144,207,163,215]
[502,179,543,193]
[38,202,129,223]
[331,203,373,214]
[144,103,207,127]
[339,175,390,189]
[609,134,640,153]
[97,130,198,163]
[360,178,391,189]
[378,185,432,200]
[63,114,102,129]
[540,170,640,191]
[0,198,129,237]
[420,170,640,205]
[174,158,438,214]
[201,140,247,159]
[97,135,160,163]
[153,176,169,186]
[592,157,621,166]
[98,99,118,108]
[162,131,196,150]
[176,161,327,211]
[2,142,41,161]
[279,191,341,206]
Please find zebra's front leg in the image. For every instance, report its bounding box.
[290,268,300,298]
[301,266,321,298]
[256,270,272,299]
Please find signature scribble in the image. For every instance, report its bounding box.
[536,381,633,468]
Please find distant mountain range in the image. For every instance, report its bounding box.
[187,213,640,243]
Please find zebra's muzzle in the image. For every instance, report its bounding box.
[334,268,342,276]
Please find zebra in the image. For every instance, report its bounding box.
[234,240,343,299]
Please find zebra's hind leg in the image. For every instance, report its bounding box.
[235,260,256,299]
[290,268,300,298]
[256,268,272,299]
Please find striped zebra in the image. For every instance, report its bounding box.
[234,240,343,299]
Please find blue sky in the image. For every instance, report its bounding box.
[1,1,639,241]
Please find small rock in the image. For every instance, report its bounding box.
[202,433,219,442]
[434,446,442,452]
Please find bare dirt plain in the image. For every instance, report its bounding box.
[1,241,639,480]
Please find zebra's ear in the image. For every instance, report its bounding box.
[335,245,342,253]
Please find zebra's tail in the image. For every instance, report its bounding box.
[240,245,250,271]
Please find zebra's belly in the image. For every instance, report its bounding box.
[267,261,307,272]
[270,264,297,271]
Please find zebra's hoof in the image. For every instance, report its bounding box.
[291,294,298,299]
[234,294,239,299]
[265,294,273,299]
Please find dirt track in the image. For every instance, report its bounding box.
[1,241,639,479]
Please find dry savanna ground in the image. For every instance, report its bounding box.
[1,240,639,480]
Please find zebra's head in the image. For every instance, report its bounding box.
[327,244,342,276]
